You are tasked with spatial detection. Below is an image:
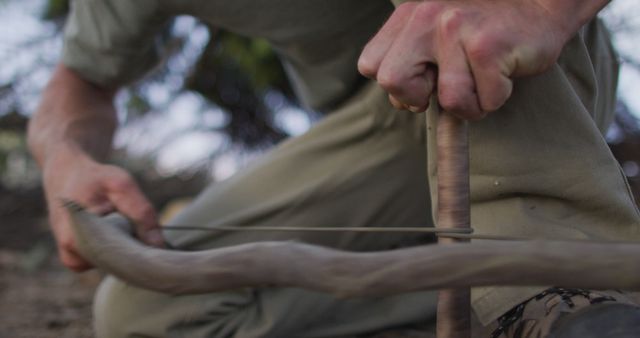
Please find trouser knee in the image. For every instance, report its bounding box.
[94,276,256,338]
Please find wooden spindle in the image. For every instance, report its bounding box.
[436,112,471,338]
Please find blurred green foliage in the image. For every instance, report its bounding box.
[0,0,297,187]
[42,0,69,20]
[186,28,292,146]
[218,32,290,92]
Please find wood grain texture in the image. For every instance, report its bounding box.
[67,206,640,296]
[436,113,471,338]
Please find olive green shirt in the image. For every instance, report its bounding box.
[62,0,400,110]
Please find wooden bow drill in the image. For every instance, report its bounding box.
[62,111,640,338]
[65,201,640,296]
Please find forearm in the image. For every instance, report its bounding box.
[388,0,612,45]
[28,64,118,170]
[538,0,611,40]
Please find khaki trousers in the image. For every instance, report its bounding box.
[94,19,640,338]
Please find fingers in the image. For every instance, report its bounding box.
[359,2,437,111]
[49,210,94,271]
[45,159,163,272]
[358,2,419,79]
[431,9,482,119]
[377,6,435,108]
[465,37,514,112]
[371,4,443,110]
[102,169,164,247]
[387,68,436,113]
[361,1,522,119]
[378,48,436,109]
[59,243,93,272]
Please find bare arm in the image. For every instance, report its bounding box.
[359,0,611,119]
[538,0,611,34]
[28,64,163,271]
[29,65,117,166]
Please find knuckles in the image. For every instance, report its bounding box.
[438,86,484,120]
[367,0,525,120]
[357,55,378,79]
[377,72,432,108]
[438,90,471,115]
[105,170,136,193]
[412,1,445,24]
[482,81,513,113]
[376,69,404,95]
[437,7,465,38]
[480,97,505,114]
[465,33,503,68]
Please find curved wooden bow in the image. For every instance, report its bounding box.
[65,202,640,297]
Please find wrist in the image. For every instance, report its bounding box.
[536,0,610,41]
[40,144,98,205]
[28,64,117,169]
[42,142,97,177]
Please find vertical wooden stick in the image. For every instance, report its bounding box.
[436,112,471,338]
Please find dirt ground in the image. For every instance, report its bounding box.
[0,215,99,338]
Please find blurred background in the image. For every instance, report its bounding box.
[1,0,640,337]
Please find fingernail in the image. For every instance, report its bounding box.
[408,106,423,113]
[144,229,165,247]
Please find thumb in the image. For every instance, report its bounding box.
[102,172,165,247]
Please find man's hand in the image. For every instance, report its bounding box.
[358,0,608,119]
[43,153,163,271]
[28,65,164,271]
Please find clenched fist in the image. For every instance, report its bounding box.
[358,0,608,119]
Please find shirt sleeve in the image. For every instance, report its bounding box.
[61,0,171,88]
